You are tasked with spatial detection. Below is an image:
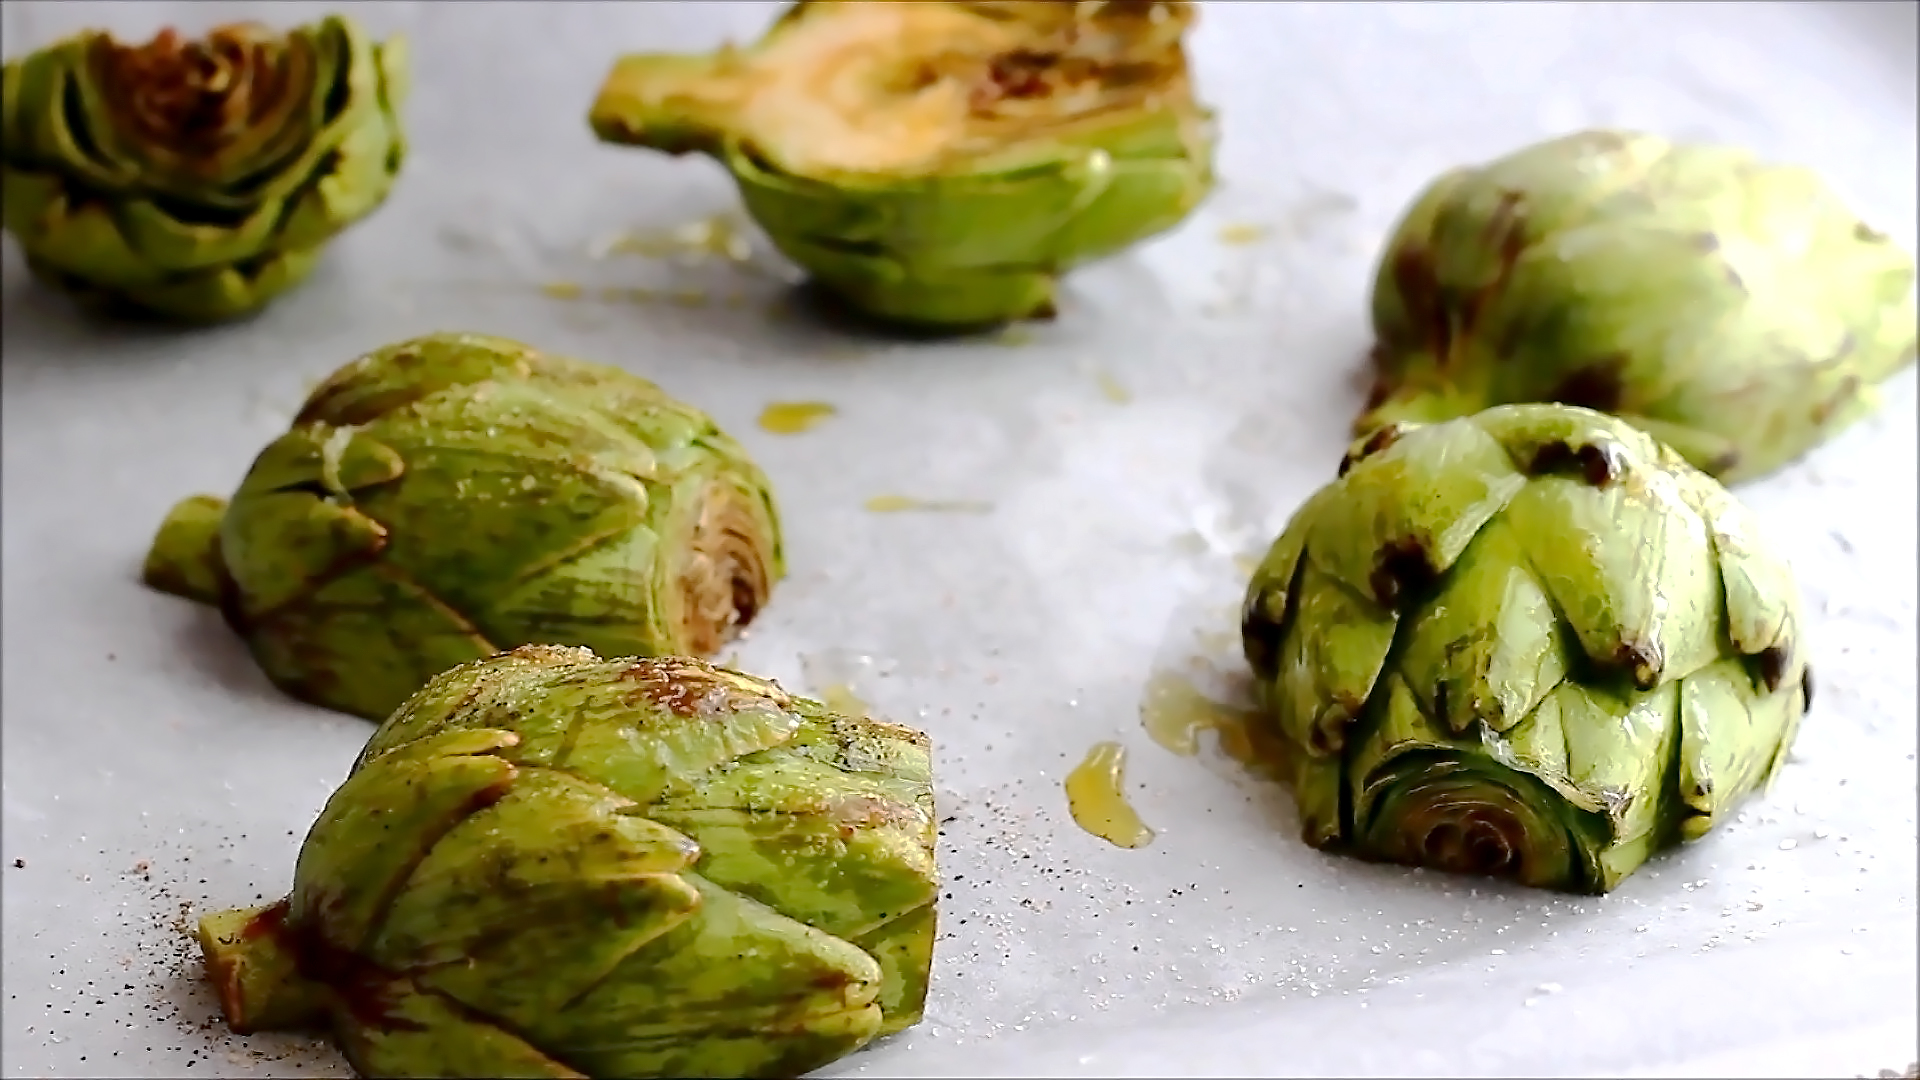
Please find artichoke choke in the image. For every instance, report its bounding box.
[1,16,408,322]
[1241,404,1812,893]
[590,0,1215,330]
[1361,129,1917,484]
[199,645,938,1079]
[143,332,782,721]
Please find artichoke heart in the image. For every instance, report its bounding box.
[1360,129,1917,485]
[142,332,784,722]
[1242,404,1812,894]
[199,646,940,1080]
[590,0,1216,330]
[1,15,408,322]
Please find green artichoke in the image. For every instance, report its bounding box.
[199,645,939,1079]
[588,0,1215,331]
[1,15,407,322]
[143,332,783,721]
[1360,129,1917,485]
[1240,403,1811,894]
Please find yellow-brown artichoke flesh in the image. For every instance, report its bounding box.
[1242,404,1811,893]
[0,15,407,321]
[140,333,784,721]
[198,646,939,1079]
[1362,129,1917,484]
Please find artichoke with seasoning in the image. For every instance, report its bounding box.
[1240,404,1811,894]
[0,15,407,322]
[199,645,939,1079]
[1360,129,1917,484]
[589,0,1215,331]
[142,332,782,721]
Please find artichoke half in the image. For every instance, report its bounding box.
[143,332,783,722]
[589,0,1215,331]
[199,645,939,1079]
[1,16,407,322]
[1241,404,1811,893]
[1360,130,1918,485]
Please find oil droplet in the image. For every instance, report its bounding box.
[1216,222,1270,246]
[596,214,754,262]
[1139,672,1284,776]
[540,281,585,300]
[863,495,994,514]
[996,327,1036,348]
[1095,370,1133,404]
[669,288,710,308]
[758,401,838,435]
[599,286,658,304]
[1065,741,1155,849]
[817,683,869,719]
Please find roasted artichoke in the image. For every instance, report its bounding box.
[143,332,782,721]
[1,15,407,322]
[1361,129,1917,485]
[199,645,938,1079]
[589,0,1215,330]
[1241,404,1811,894]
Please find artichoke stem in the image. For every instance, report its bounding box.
[143,494,229,605]
[197,904,331,1034]
[590,51,748,157]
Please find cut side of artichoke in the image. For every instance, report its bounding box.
[593,0,1202,179]
[589,1,1215,329]
[1,15,409,321]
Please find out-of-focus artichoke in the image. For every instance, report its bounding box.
[589,0,1215,331]
[1360,129,1918,485]
[1,15,407,322]
[1241,404,1811,894]
[199,645,939,1079]
[142,332,782,721]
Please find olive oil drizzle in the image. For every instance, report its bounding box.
[1064,741,1155,849]
[1138,671,1285,778]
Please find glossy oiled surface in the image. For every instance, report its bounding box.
[3,2,1915,1077]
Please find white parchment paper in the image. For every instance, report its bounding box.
[3,2,1914,1077]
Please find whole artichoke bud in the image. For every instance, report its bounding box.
[1,16,407,322]
[198,645,939,1079]
[588,0,1215,331]
[142,332,782,721]
[1360,129,1917,485]
[1241,404,1811,894]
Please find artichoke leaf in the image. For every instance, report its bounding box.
[1675,658,1799,838]
[335,977,588,1080]
[1271,559,1398,756]
[851,899,936,1035]
[1393,513,1570,735]
[1500,465,1719,692]
[1306,418,1525,606]
[645,751,938,937]
[375,768,704,1018]
[545,874,883,1080]
[288,729,520,951]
